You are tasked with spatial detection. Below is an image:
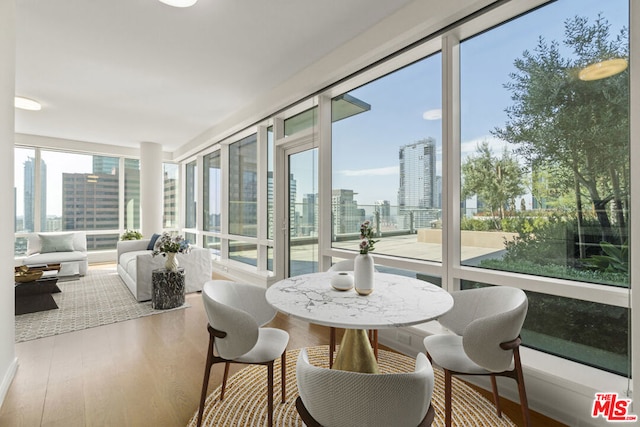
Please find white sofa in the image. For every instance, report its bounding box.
[116,238,212,302]
[23,231,88,276]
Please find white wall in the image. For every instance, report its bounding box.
[0,0,17,408]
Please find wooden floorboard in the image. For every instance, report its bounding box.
[1,267,565,427]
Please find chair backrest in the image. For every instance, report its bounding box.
[327,259,355,272]
[202,281,276,360]
[439,286,528,372]
[327,259,379,272]
[296,349,434,427]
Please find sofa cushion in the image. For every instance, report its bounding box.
[147,233,161,251]
[25,251,87,264]
[39,233,74,253]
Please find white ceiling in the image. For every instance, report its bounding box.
[14,0,415,152]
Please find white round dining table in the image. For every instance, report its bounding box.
[266,271,453,372]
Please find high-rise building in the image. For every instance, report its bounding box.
[398,138,438,229]
[374,200,391,225]
[332,189,362,235]
[398,138,436,209]
[62,172,119,250]
[23,157,47,232]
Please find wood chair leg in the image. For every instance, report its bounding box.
[280,351,286,403]
[220,362,230,401]
[329,327,336,368]
[268,361,274,427]
[197,333,215,427]
[513,347,531,427]
[490,374,503,418]
[445,369,452,427]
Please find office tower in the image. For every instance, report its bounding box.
[23,157,47,232]
[332,189,362,235]
[62,172,119,249]
[92,156,119,175]
[398,138,438,229]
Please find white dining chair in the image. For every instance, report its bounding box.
[197,280,289,427]
[423,286,530,427]
[295,348,436,427]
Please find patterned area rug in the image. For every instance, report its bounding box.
[15,266,189,342]
[188,345,516,427]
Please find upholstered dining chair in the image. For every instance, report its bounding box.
[295,348,436,427]
[197,280,289,427]
[326,260,379,367]
[423,286,530,427]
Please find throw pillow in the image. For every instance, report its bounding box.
[38,233,75,253]
[147,233,161,251]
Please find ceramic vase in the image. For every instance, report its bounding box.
[165,252,179,272]
[354,253,374,295]
[331,272,354,291]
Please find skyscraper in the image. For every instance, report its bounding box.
[398,138,438,229]
[398,138,436,209]
[23,157,47,232]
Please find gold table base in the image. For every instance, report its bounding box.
[332,329,380,373]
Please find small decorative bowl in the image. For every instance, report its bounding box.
[15,270,43,283]
[331,272,354,291]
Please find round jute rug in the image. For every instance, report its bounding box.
[187,345,516,427]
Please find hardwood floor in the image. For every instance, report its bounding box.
[1,270,565,426]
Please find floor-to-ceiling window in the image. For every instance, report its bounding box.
[458,0,629,375]
[228,133,258,266]
[331,53,443,264]
[203,149,221,257]
[163,162,179,229]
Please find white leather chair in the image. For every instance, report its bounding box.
[197,280,289,427]
[423,286,530,427]
[327,260,379,366]
[295,348,436,427]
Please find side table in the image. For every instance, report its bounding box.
[151,268,185,309]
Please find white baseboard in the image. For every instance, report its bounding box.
[0,357,18,410]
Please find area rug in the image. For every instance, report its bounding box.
[188,345,516,427]
[15,266,189,343]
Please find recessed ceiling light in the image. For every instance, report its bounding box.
[15,96,42,111]
[578,58,628,81]
[158,0,198,7]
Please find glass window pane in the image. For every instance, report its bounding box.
[124,158,140,231]
[203,151,221,232]
[289,149,319,276]
[229,240,257,266]
[185,161,197,229]
[284,107,317,136]
[461,281,628,375]
[204,235,221,258]
[229,134,258,237]
[459,0,629,288]
[163,163,179,229]
[15,147,36,234]
[332,54,443,262]
[267,126,274,240]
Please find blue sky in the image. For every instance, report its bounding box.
[331,0,628,206]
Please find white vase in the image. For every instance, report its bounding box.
[354,253,374,295]
[165,252,179,272]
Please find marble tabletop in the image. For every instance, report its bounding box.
[266,271,453,329]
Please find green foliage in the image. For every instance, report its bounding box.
[480,258,628,288]
[120,229,142,240]
[494,14,629,242]
[502,213,572,266]
[461,141,525,226]
[583,241,628,274]
[460,217,493,231]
